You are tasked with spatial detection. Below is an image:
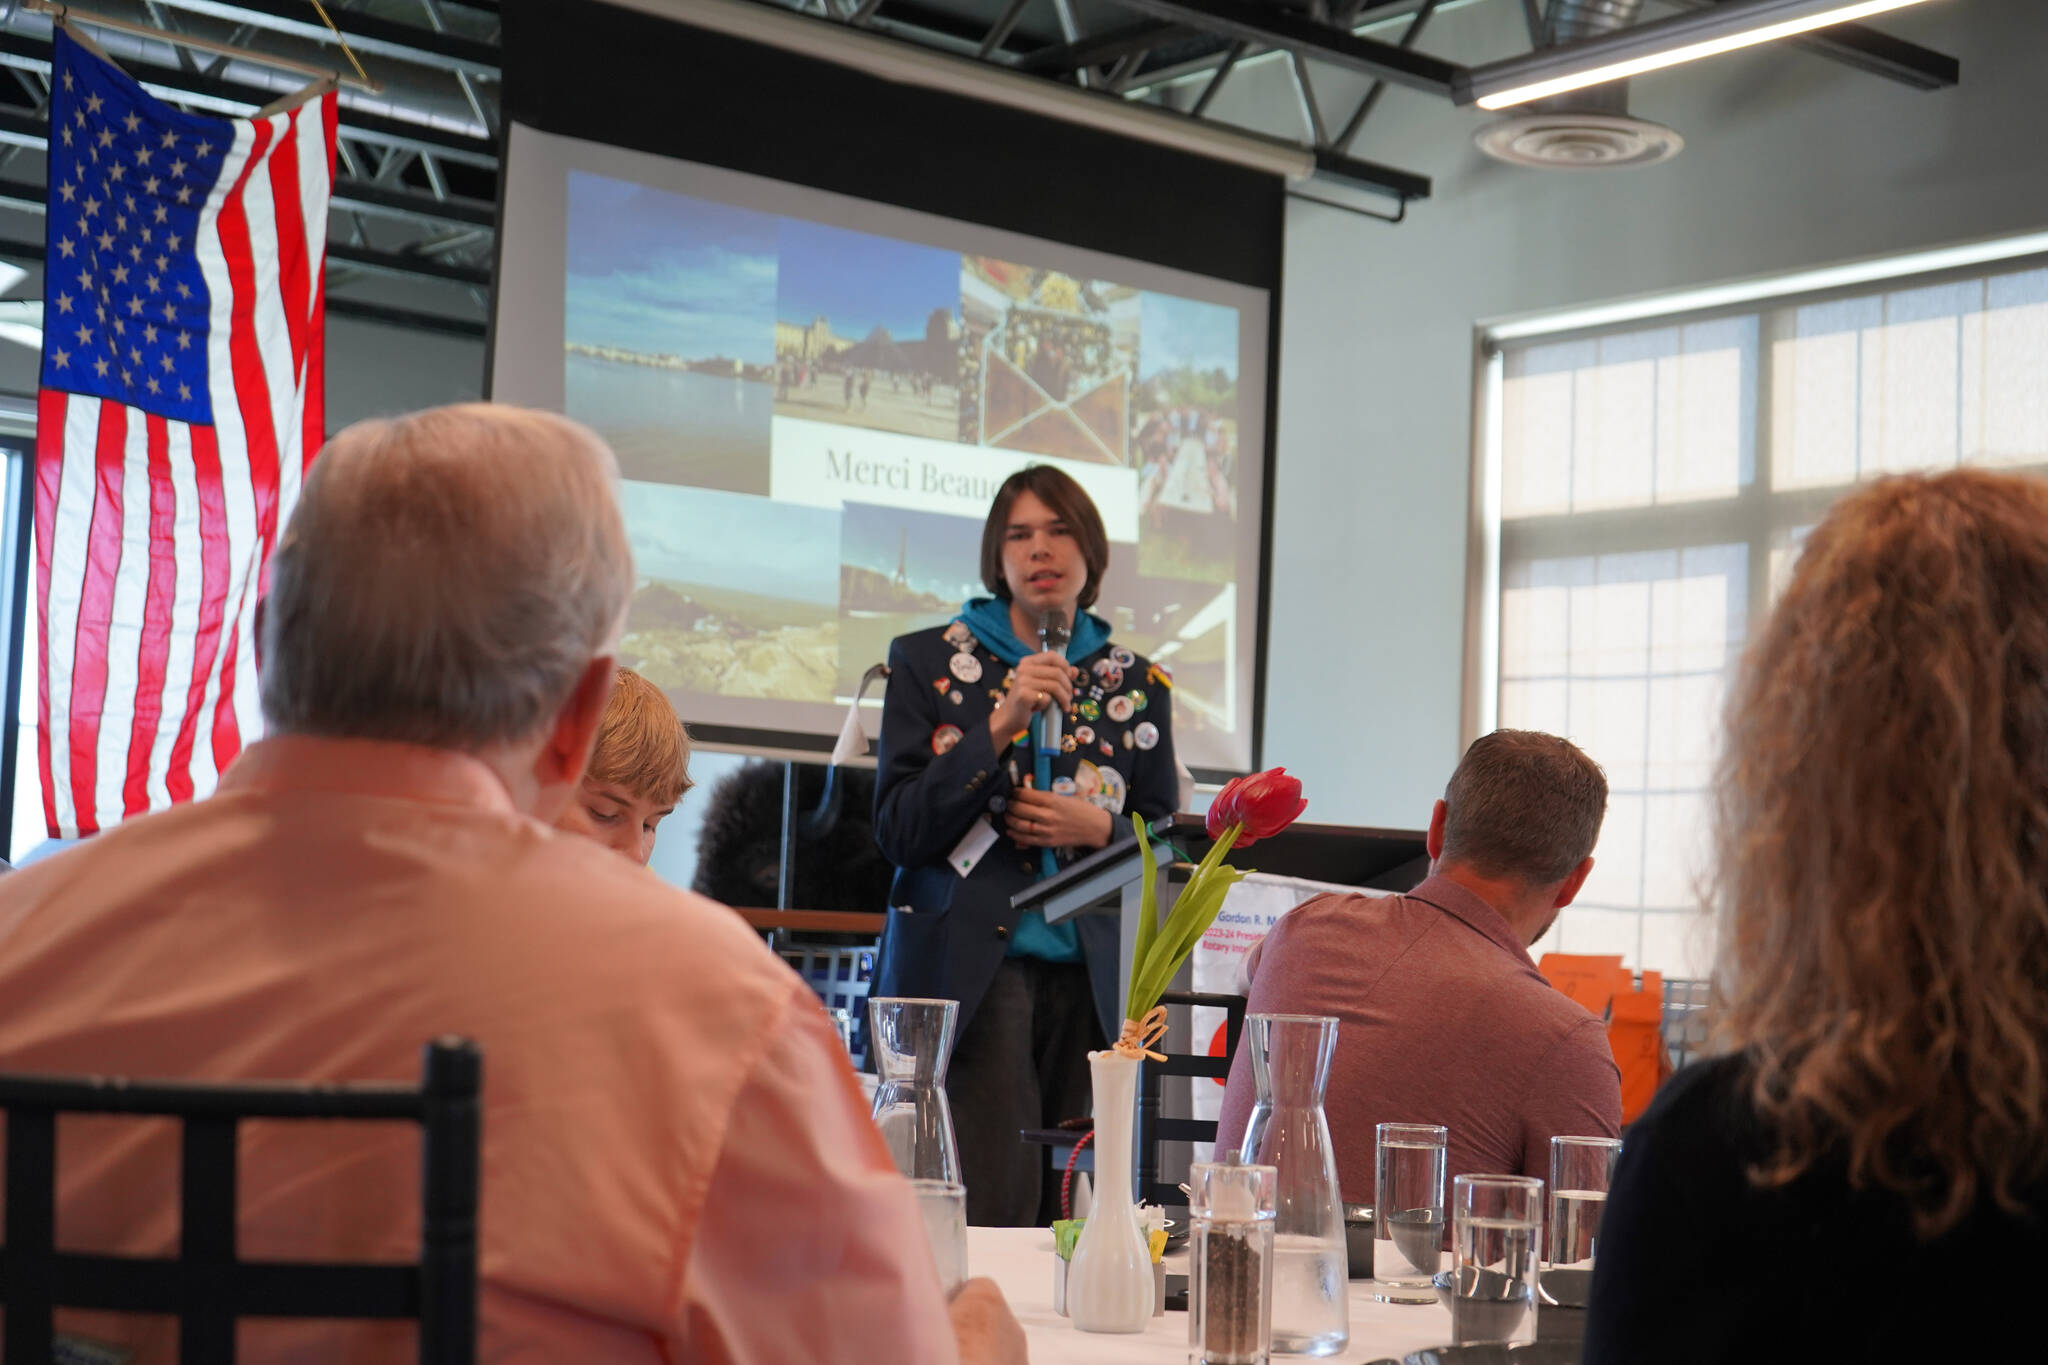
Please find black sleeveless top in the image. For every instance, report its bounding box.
[1585,1053,2048,1364]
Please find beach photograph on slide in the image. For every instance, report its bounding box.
[836,502,986,694]
[1097,560,1240,770]
[958,256,1140,466]
[772,220,962,441]
[1133,290,1240,583]
[617,481,840,704]
[564,171,777,495]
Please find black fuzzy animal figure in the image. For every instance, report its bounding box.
[691,760,894,917]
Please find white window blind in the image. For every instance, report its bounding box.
[1489,260,2048,979]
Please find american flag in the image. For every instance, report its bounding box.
[36,29,335,837]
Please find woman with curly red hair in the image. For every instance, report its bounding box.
[1586,467,2048,1361]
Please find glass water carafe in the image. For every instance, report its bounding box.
[1237,1013,1348,1357]
[867,997,962,1184]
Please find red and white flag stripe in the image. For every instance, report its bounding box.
[35,95,333,838]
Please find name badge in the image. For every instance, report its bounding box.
[948,817,1000,878]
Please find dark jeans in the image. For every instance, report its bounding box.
[947,956,1104,1227]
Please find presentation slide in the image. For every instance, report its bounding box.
[493,125,1267,772]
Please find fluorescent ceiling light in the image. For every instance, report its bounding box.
[1465,0,1938,111]
[1483,228,2048,342]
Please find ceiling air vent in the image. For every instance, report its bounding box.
[1476,0,1684,170]
[1476,109,1683,168]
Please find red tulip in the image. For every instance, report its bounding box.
[1205,767,1308,848]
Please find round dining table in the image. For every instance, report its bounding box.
[965,1225,1460,1364]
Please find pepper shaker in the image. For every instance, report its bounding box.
[1188,1160,1277,1365]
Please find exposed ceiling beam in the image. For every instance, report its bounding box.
[905,0,1447,83]
[1102,0,1464,95]
[0,108,48,152]
[1119,0,1489,96]
[1014,20,1199,75]
[0,30,497,164]
[1664,0,1956,90]
[328,241,490,287]
[138,0,501,77]
[1331,0,1442,152]
[975,0,1033,60]
[0,168,494,234]
[0,173,53,214]
[1313,146,1430,201]
[326,178,496,231]
[643,0,1317,178]
[867,0,1042,54]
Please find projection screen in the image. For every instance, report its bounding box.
[492,123,1269,772]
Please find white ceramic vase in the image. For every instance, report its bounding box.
[1066,1049,1155,1333]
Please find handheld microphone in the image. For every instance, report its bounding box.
[1038,608,1069,752]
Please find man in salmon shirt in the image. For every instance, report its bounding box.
[0,404,1026,1365]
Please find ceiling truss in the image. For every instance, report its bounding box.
[0,0,501,336]
[746,0,1955,218]
[0,0,1964,339]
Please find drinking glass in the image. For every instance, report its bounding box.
[1451,1174,1542,1347]
[1547,1135,1622,1267]
[912,1179,968,1297]
[1372,1122,1447,1304]
[867,997,961,1184]
[1237,1014,1348,1357]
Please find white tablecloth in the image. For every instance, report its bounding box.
[966,1226,1457,1364]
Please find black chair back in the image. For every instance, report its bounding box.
[0,1035,481,1365]
[1137,990,1247,1209]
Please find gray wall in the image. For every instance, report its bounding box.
[1235,3,2046,827]
[325,316,485,430]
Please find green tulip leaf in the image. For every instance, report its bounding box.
[1127,814,1162,1022]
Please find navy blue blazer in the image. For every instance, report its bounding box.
[871,620,1179,1043]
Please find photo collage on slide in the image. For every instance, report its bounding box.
[562,168,1249,764]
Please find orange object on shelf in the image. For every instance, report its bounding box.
[1608,970,1673,1123]
[1536,953,1625,1015]
[1538,954,1674,1125]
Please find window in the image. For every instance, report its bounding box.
[1484,258,2048,980]
[0,438,33,863]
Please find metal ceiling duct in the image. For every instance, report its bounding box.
[1475,0,1683,170]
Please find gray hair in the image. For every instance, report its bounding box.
[260,403,633,750]
[1440,729,1608,886]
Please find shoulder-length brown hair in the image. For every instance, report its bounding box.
[1713,467,2048,1235]
[979,465,1110,609]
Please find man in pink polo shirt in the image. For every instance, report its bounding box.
[1216,730,1622,1205]
[0,405,1024,1365]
